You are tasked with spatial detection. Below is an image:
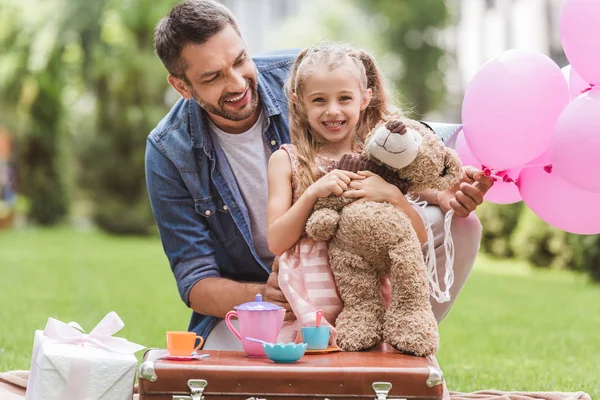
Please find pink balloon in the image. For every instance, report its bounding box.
[550,88,600,193]
[462,49,570,171]
[561,64,591,100]
[569,66,590,99]
[518,166,600,235]
[560,0,600,85]
[454,131,522,204]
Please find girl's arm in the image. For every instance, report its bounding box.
[266,149,320,256]
[267,150,364,256]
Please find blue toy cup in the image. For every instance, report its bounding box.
[301,326,330,350]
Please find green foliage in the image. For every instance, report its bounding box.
[569,234,600,282]
[270,0,384,51]
[352,0,450,117]
[1,0,176,233]
[0,1,71,225]
[72,0,176,235]
[272,0,449,118]
[479,202,600,283]
[510,207,574,270]
[475,202,523,258]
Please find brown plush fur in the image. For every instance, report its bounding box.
[305,118,462,355]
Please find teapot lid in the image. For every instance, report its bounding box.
[234,294,283,311]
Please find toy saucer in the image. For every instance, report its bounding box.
[164,354,210,361]
[304,346,341,354]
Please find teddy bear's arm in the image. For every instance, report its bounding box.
[304,196,354,242]
[305,208,341,242]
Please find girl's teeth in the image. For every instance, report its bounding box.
[324,122,343,127]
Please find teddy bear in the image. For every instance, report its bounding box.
[305,118,463,356]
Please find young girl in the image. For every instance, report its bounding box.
[266,41,427,346]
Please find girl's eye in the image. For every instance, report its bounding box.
[312,98,325,103]
[340,96,352,101]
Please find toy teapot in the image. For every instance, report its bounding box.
[225,294,285,357]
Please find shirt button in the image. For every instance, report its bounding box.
[205,210,211,216]
[223,205,228,211]
[270,140,277,146]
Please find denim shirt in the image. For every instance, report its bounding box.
[145,49,300,340]
[145,48,463,341]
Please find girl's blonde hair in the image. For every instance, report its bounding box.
[285,41,402,195]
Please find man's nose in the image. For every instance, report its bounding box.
[227,71,246,93]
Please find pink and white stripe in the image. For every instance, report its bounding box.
[277,239,343,346]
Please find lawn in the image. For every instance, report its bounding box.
[0,226,598,398]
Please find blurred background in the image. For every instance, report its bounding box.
[1,0,598,395]
[1,0,597,281]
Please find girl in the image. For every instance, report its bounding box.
[266,41,427,346]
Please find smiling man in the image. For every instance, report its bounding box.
[146,0,492,350]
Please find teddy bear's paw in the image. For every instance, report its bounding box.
[305,208,341,241]
[383,311,439,357]
[335,310,383,352]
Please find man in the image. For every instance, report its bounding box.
[146,0,493,349]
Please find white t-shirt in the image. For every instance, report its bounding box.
[209,111,274,268]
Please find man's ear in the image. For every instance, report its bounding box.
[360,88,373,111]
[167,75,194,100]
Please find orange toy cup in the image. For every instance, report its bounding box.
[166,331,204,357]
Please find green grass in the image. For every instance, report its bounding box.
[0,226,190,369]
[1,227,598,398]
[437,256,600,397]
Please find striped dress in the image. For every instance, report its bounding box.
[276,144,344,347]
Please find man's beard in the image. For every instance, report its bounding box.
[192,78,259,122]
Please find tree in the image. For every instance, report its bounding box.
[352,0,450,118]
[0,0,70,225]
[74,0,176,235]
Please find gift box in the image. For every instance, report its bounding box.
[25,312,145,400]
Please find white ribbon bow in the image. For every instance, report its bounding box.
[43,311,146,354]
[27,312,145,400]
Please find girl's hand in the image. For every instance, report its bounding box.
[342,170,407,207]
[306,169,365,199]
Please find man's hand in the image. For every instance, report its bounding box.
[263,257,295,321]
[437,166,494,217]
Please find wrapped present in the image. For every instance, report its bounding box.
[25,311,146,400]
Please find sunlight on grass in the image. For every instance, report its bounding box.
[0,228,598,397]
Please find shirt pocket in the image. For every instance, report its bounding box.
[194,195,242,247]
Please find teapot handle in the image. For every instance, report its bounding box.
[225,311,242,341]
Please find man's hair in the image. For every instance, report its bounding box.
[154,0,240,82]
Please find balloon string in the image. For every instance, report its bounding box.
[478,163,553,186]
[581,84,596,94]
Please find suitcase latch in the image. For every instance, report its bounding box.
[372,382,407,400]
[172,379,207,400]
[372,382,392,400]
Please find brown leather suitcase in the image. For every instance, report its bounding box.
[137,348,444,400]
